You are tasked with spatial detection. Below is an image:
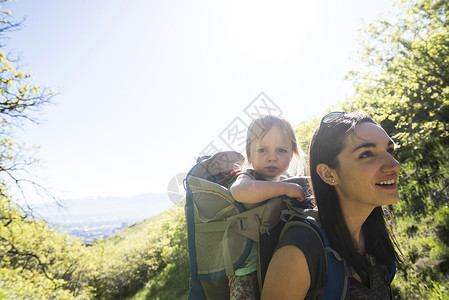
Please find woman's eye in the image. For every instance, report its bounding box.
[359,151,373,159]
[387,147,396,156]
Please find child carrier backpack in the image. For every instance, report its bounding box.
[279,205,397,300]
[184,151,313,300]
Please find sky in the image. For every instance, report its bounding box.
[3,0,396,203]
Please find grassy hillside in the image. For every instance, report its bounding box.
[392,211,449,299]
[0,193,190,300]
[92,200,190,300]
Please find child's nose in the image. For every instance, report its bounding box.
[267,151,277,161]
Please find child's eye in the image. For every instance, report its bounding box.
[277,148,287,153]
[359,151,373,159]
[257,148,266,153]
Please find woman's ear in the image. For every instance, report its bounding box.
[316,163,338,185]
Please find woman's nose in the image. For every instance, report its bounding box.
[383,152,400,173]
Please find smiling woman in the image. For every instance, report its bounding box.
[262,111,403,300]
[332,121,400,212]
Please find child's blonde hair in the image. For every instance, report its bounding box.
[245,115,306,176]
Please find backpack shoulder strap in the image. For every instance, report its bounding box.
[278,209,351,300]
[319,229,351,300]
[221,168,256,188]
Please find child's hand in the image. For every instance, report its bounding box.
[284,182,305,202]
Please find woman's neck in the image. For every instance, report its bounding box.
[341,204,371,254]
[352,225,365,254]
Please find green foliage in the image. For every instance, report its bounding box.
[1,189,189,300]
[340,0,449,297]
[343,0,449,216]
[392,211,449,299]
[295,119,319,154]
[0,187,94,299]
[1,0,448,299]
[91,201,189,300]
[143,202,190,300]
[0,1,53,203]
[0,3,88,298]
[394,142,449,216]
[435,205,449,245]
[141,260,190,300]
[1,191,189,299]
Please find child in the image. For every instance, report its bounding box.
[228,115,308,300]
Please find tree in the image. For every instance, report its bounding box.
[0,186,94,299]
[344,0,449,215]
[0,3,91,299]
[0,1,54,204]
[340,2,449,296]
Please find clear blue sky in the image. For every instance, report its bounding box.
[4,0,395,202]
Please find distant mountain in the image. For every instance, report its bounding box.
[28,192,177,242]
[32,193,173,221]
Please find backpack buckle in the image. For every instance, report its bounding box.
[237,218,248,231]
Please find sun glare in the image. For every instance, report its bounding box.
[221,1,324,64]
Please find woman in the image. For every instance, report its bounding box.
[262,112,403,299]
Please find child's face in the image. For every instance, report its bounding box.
[249,126,293,180]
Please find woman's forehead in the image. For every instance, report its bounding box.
[343,122,392,149]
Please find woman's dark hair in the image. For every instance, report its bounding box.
[308,111,402,280]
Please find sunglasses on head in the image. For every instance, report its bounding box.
[320,111,346,127]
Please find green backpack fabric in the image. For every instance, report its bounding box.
[185,151,313,299]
